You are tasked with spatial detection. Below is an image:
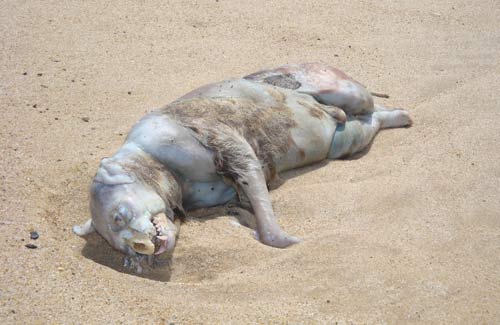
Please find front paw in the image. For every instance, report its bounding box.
[255,230,300,248]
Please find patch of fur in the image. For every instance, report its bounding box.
[120,153,186,218]
[297,100,327,119]
[155,97,297,183]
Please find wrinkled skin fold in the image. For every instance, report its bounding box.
[73,63,411,273]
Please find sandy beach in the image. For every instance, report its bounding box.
[1,0,499,323]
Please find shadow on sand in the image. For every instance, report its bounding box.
[80,233,174,282]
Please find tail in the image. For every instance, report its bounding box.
[371,92,390,99]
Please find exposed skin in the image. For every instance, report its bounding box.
[245,62,375,115]
[73,63,411,273]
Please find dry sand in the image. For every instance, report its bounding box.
[1,0,499,323]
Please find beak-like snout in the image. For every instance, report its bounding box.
[124,215,157,255]
[125,233,155,255]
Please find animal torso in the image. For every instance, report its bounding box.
[125,79,338,209]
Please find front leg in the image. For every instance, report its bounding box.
[236,167,299,248]
[207,126,299,248]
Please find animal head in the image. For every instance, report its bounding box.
[73,157,182,257]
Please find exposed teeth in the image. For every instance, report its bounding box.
[152,213,169,237]
[151,213,178,256]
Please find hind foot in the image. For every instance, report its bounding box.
[374,108,412,128]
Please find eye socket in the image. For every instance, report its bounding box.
[114,213,127,227]
[110,205,132,231]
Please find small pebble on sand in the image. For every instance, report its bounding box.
[30,231,39,240]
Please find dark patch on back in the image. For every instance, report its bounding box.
[262,74,301,90]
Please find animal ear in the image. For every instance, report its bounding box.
[94,158,135,185]
[73,219,95,236]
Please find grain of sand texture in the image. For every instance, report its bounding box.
[1,1,499,323]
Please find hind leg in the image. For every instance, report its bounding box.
[328,108,411,159]
[245,63,375,115]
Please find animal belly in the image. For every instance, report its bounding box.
[183,180,236,209]
[275,96,338,172]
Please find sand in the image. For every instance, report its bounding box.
[1,0,499,323]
